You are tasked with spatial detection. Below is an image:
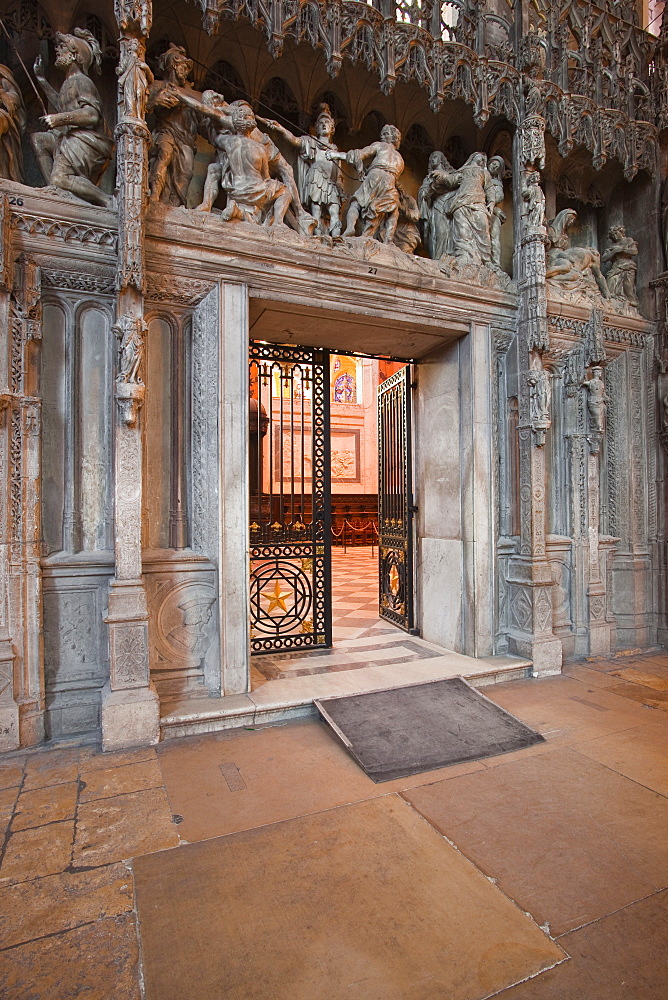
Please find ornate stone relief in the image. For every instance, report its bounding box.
[191,0,658,180]
[601,226,639,309]
[31,30,114,209]
[146,272,214,306]
[10,212,117,249]
[262,104,344,237]
[418,149,512,287]
[546,210,609,303]
[113,315,146,430]
[327,124,404,244]
[0,64,26,183]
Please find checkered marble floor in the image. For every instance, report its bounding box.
[330,545,382,637]
[251,545,411,686]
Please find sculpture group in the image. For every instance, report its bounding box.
[0,34,639,306]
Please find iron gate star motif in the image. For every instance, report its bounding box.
[248,343,331,653]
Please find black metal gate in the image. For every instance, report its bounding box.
[249,342,331,653]
[378,366,414,631]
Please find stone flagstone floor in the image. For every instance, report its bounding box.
[0,651,667,997]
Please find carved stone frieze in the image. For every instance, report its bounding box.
[41,269,115,295]
[11,212,117,249]
[146,272,214,305]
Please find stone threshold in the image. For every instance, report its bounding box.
[159,652,532,740]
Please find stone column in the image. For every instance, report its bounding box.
[0,197,19,749]
[0,218,45,747]
[562,309,616,657]
[219,283,250,695]
[102,0,159,750]
[506,91,562,675]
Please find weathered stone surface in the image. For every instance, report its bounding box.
[73,786,179,866]
[79,758,163,801]
[0,913,141,1000]
[0,863,134,949]
[0,820,73,885]
[12,780,78,830]
[22,749,80,790]
[0,760,24,790]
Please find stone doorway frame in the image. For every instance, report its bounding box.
[198,281,497,700]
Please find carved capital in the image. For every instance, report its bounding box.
[115,380,145,427]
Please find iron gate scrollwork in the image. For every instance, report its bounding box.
[249,342,331,653]
[378,366,414,632]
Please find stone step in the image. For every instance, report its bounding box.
[159,654,532,740]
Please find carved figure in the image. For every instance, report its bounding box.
[418,150,457,259]
[167,595,215,655]
[527,366,551,444]
[173,93,291,226]
[486,155,506,267]
[261,105,344,236]
[114,315,145,384]
[147,44,200,206]
[0,65,26,182]
[425,152,495,266]
[601,225,638,306]
[582,366,608,433]
[326,125,404,243]
[521,167,545,229]
[393,185,420,254]
[31,30,114,208]
[528,367,551,424]
[546,210,609,298]
[117,36,154,120]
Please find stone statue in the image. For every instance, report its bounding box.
[326,125,404,243]
[0,65,26,182]
[147,44,200,206]
[527,366,551,444]
[117,36,154,121]
[31,30,114,208]
[582,366,608,433]
[172,94,291,226]
[260,104,344,236]
[393,185,421,254]
[521,166,545,229]
[425,152,495,266]
[601,225,638,306]
[546,209,609,298]
[486,155,506,267]
[418,150,456,259]
[528,367,551,423]
[114,314,145,384]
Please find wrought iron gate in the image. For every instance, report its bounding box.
[378,366,415,631]
[249,342,331,653]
